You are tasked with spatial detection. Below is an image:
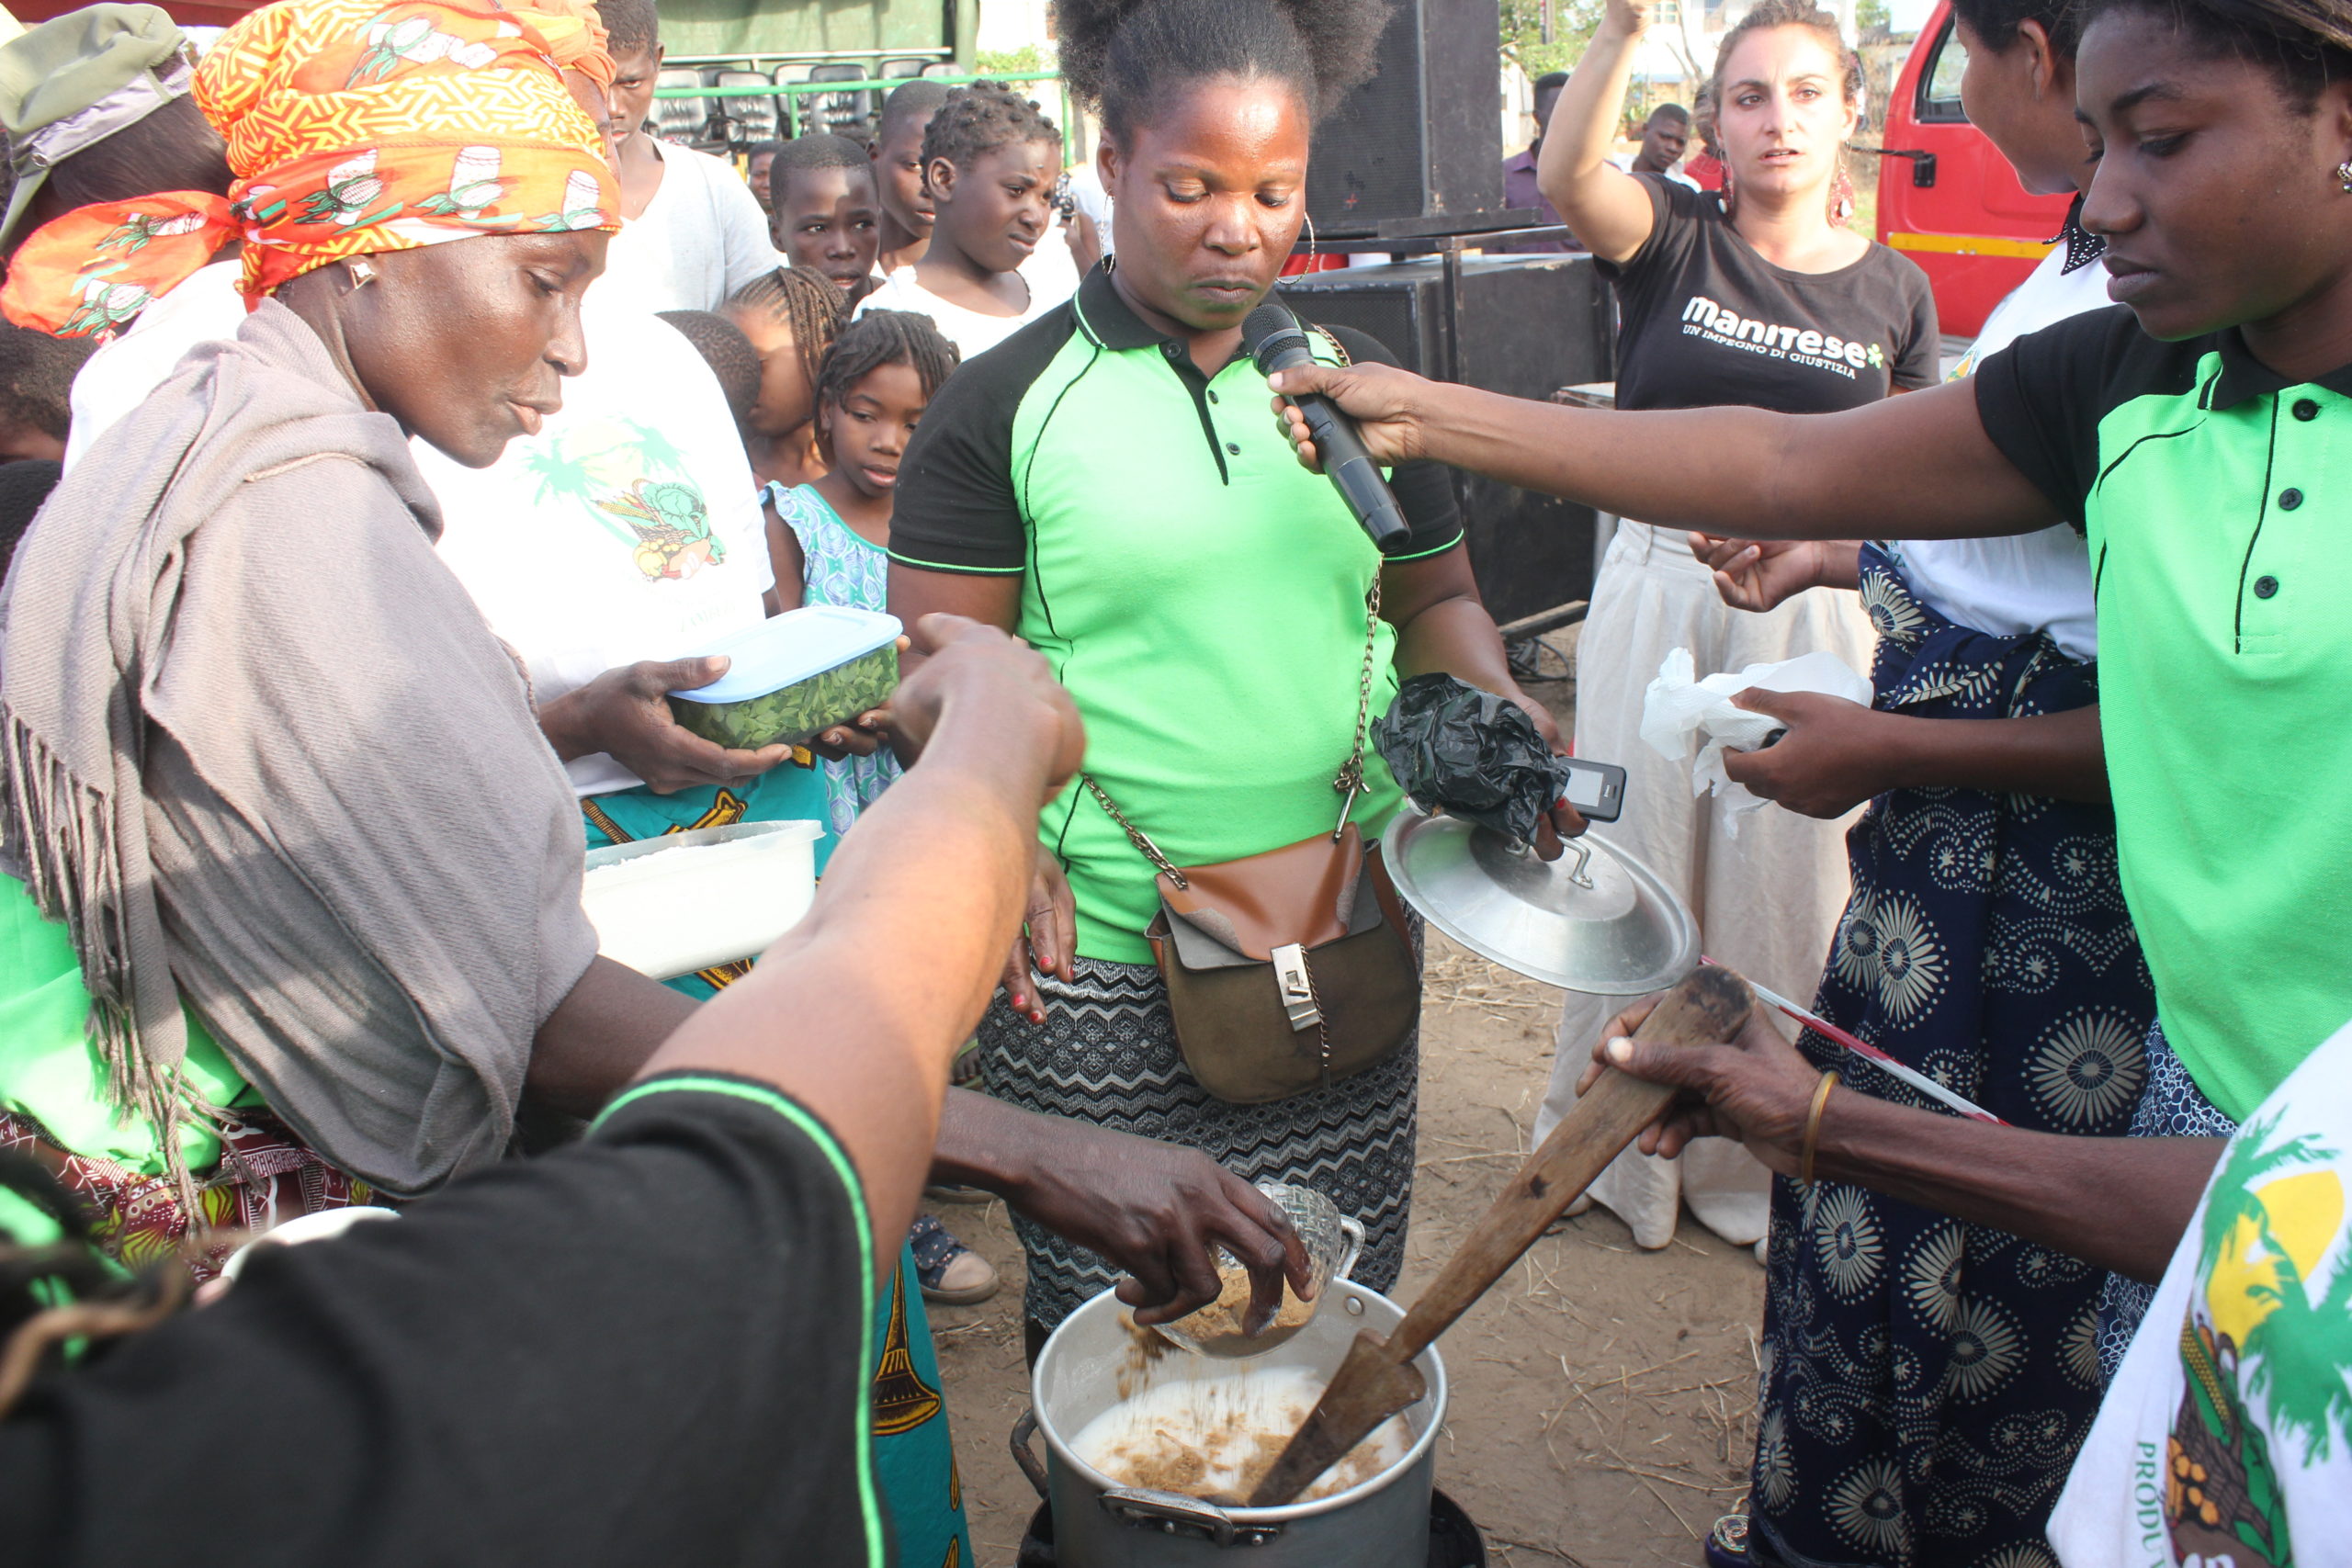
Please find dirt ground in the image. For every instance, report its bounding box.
[923,631,1770,1567]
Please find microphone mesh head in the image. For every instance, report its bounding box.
[1243,301,1305,372]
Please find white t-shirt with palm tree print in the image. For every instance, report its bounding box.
[419,300,772,797]
[2051,1018,2352,1568]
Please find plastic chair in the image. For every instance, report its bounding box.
[771,62,814,139]
[712,69,779,145]
[805,61,876,142]
[651,66,710,142]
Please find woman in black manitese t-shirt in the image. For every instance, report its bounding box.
[1528,0,1936,1251]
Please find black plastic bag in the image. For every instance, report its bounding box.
[1374,673,1568,845]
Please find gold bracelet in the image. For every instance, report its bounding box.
[1799,1069,1840,1187]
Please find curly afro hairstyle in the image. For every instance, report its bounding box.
[1054,0,1395,141]
[918,81,1061,177]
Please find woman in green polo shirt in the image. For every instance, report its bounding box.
[1269,0,2352,1368]
[888,0,1576,1343]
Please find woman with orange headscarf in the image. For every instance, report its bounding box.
[5,0,622,464]
[0,0,662,1250]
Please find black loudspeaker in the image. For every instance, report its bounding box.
[1283,254,1616,624]
[1306,0,1504,235]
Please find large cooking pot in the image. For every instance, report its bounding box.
[1013,1280,1447,1567]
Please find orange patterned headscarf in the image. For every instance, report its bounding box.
[0,0,615,338]
[501,0,612,89]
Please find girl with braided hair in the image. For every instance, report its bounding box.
[888,0,1578,1350]
[767,310,961,848]
[724,265,847,489]
[855,81,1071,356]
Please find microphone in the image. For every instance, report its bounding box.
[1243,301,1412,554]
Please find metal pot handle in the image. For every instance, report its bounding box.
[1100,1486,1283,1547]
[1010,1407,1050,1500]
[1335,1214,1365,1285]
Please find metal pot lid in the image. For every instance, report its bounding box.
[1382,806,1697,995]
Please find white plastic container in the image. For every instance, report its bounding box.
[580,820,822,979]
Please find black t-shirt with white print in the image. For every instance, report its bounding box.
[1604,176,1939,412]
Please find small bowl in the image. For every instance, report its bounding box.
[1154,1182,1364,1359]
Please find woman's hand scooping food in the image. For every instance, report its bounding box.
[1573,992,1821,1174]
[933,1091,1313,1334]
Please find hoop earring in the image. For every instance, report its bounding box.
[2338,158,2352,193]
[1305,209,1317,266]
[345,255,379,289]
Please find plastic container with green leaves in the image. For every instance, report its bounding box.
[666,606,902,750]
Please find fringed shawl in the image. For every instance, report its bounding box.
[0,300,599,1201]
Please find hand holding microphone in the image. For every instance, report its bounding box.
[1243,302,1414,554]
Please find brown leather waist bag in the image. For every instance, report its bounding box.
[1084,583,1419,1104]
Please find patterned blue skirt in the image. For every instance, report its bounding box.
[1750,548,2156,1568]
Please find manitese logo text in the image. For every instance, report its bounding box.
[1680,295,1883,378]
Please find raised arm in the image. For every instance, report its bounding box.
[1267,361,2062,543]
[1535,0,1665,262]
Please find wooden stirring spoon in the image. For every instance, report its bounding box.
[1247,963,1756,1508]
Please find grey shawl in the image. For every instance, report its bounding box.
[0,300,599,1201]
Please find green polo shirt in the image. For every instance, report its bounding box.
[1976,308,2352,1120]
[889,270,1464,964]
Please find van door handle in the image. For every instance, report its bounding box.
[1855,146,1939,187]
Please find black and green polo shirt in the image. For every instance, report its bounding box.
[889,268,1464,964]
[1976,306,2352,1121]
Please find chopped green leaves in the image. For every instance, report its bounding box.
[667,646,900,750]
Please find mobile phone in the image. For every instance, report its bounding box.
[1558,758,1627,823]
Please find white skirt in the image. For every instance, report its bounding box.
[1537,521,1871,1251]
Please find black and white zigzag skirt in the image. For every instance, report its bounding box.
[975,947,1421,1329]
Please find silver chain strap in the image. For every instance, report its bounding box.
[1330,578,1383,839]
[1084,774,1188,889]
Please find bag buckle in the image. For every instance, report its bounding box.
[1271,943,1321,1033]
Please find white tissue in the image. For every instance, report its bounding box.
[1639,647,1874,829]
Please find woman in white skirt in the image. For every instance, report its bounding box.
[1532,0,1939,1248]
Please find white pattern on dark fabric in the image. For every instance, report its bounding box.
[974,944,1420,1329]
[1750,549,2155,1568]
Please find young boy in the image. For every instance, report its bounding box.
[854,82,1068,358]
[869,79,949,275]
[594,0,785,310]
[765,134,881,301]
[742,140,783,214]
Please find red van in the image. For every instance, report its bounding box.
[1871,0,2073,335]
